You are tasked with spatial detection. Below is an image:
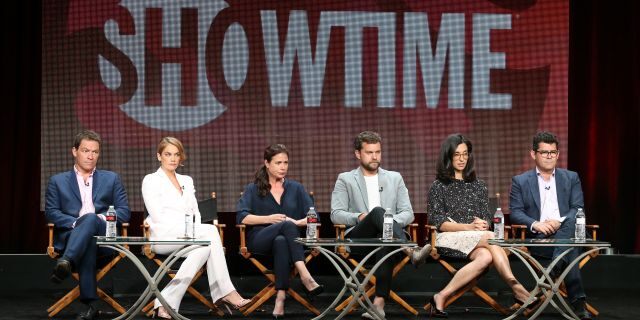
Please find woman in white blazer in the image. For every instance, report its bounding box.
[142,137,250,319]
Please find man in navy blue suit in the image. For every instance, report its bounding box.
[509,131,593,320]
[45,130,130,320]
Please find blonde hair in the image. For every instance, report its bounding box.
[157,137,187,164]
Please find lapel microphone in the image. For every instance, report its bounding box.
[544,186,551,190]
[84,181,90,187]
[379,186,383,192]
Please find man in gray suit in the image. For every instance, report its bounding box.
[331,131,414,319]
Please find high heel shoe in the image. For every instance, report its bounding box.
[411,244,432,267]
[272,313,285,319]
[427,295,448,318]
[218,297,252,314]
[302,282,324,299]
[152,306,172,319]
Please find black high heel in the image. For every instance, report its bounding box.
[302,283,324,299]
[427,295,448,318]
[272,313,285,319]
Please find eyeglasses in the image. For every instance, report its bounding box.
[453,152,469,160]
[536,150,559,158]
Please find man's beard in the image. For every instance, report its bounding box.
[362,161,379,172]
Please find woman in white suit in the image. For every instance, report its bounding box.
[142,137,250,319]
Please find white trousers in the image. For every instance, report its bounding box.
[152,224,235,311]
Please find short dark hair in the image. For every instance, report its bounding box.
[532,131,559,151]
[353,131,382,150]
[73,130,102,149]
[436,133,476,183]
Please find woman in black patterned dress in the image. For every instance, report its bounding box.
[419,134,531,318]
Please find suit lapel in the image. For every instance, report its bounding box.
[92,170,101,203]
[528,170,541,213]
[555,169,568,216]
[353,169,369,212]
[67,170,82,202]
[378,169,387,209]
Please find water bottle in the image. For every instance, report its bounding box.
[184,209,194,238]
[575,208,586,241]
[306,207,318,240]
[382,208,394,240]
[493,208,504,240]
[106,205,117,239]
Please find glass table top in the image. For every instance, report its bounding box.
[488,238,610,247]
[95,236,210,245]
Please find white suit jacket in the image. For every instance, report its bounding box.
[142,167,201,240]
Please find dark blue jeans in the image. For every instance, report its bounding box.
[528,214,586,303]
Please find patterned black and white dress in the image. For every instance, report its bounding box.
[427,179,493,259]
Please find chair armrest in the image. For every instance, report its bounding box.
[141,223,154,258]
[121,223,129,237]
[586,225,599,240]
[425,225,439,258]
[333,224,346,240]
[236,224,250,258]
[510,224,527,240]
[47,223,58,258]
[215,223,226,242]
[407,223,418,241]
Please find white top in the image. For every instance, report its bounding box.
[142,167,201,240]
[536,168,564,223]
[363,174,381,211]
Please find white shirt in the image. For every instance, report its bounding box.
[363,174,381,211]
[536,168,565,223]
[74,165,95,217]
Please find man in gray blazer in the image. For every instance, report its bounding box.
[331,131,414,319]
[510,131,592,320]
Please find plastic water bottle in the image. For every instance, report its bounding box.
[106,205,117,239]
[306,207,318,240]
[382,208,394,240]
[575,208,586,241]
[493,208,504,240]
[184,209,194,238]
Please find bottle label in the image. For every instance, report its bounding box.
[106,215,116,222]
[307,217,318,223]
[577,217,585,224]
[492,217,503,224]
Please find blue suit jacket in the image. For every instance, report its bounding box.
[45,169,131,251]
[509,168,584,233]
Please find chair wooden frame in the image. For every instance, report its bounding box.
[46,223,129,317]
[333,223,420,316]
[140,192,225,317]
[510,223,601,317]
[236,223,321,316]
[423,224,511,315]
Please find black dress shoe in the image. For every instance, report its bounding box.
[50,258,72,283]
[76,303,99,320]
[303,284,324,299]
[572,300,593,320]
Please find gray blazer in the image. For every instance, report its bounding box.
[331,167,414,232]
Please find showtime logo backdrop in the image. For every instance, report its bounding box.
[42,0,569,212]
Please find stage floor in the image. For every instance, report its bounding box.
[4,288,638,320]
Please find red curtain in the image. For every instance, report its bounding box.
[568,0,640,253]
